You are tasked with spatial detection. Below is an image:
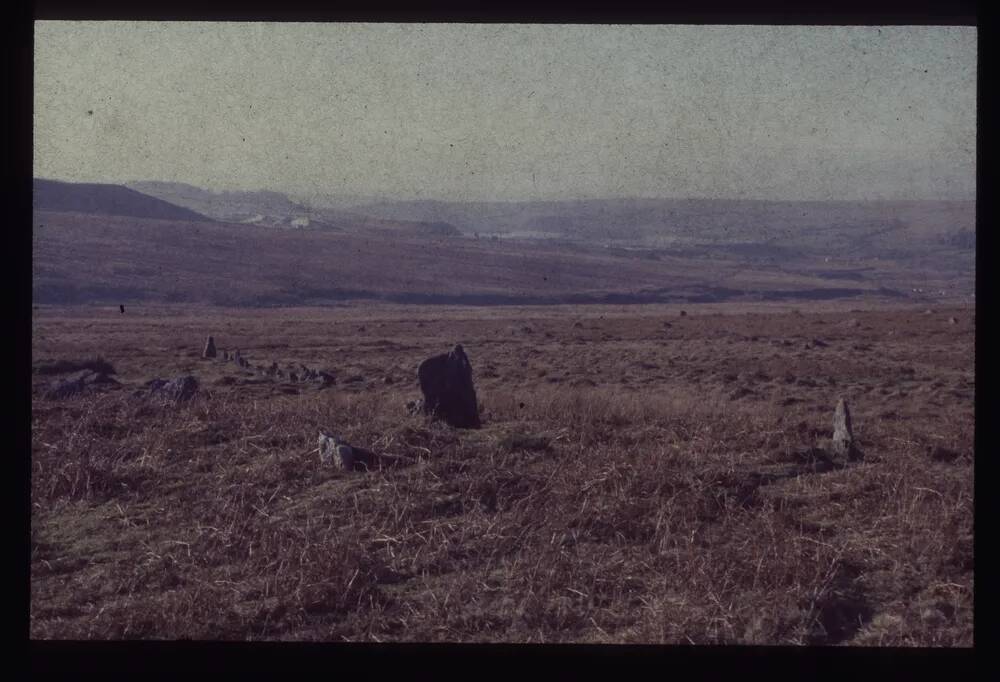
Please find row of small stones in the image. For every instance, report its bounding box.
[205,340,332,384]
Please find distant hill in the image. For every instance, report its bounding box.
[127,181,461,236]
[342,197,976,257]
[127,181,307,224]
[33,178,212,222]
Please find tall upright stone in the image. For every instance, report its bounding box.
[203,336,217,358]
[417,344,481,428]
[832,398,858,461]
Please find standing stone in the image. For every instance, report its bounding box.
[417,344,481,428]
[832,398,858,460]
[203,336,217,358]
[232,350,242,365]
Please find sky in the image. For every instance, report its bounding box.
[34,22,976,202]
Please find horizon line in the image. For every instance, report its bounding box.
[32,176,977,205]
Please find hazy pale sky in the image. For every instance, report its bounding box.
[34,22,976,201]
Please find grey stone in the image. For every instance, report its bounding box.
[149,375,199,403]
[920,608,947,626]
[44,370,118,399]
[831,398,859,460]
[318,432,377,471]
[203,336,217,358]
[417,344,481,428]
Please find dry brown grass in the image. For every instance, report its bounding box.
[30,303,974,644]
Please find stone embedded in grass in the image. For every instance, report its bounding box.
[417,344,481,428]
[44,374,89,400]
[728,386,753,401]
[929,445,961,463]
[318,432,376,471]
[948,317,958,325]
[203,336,217,358]
[148,375,199,403]
[43,369,119,399]
[499,432,551,453]
[831,398,860,461]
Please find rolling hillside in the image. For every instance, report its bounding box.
[33,209,965,307]
[34,179,212,222]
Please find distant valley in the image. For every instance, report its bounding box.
[32,178,975,307]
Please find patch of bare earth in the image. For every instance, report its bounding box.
[30,303,973,644]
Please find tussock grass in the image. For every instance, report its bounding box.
[30,305,973,644]
[34,356,117,376]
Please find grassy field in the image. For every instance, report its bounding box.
[30,302,974,644]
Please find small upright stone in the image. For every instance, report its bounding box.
[203,336,217,358]
[232,350,242,365]
[832,398,859,461]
